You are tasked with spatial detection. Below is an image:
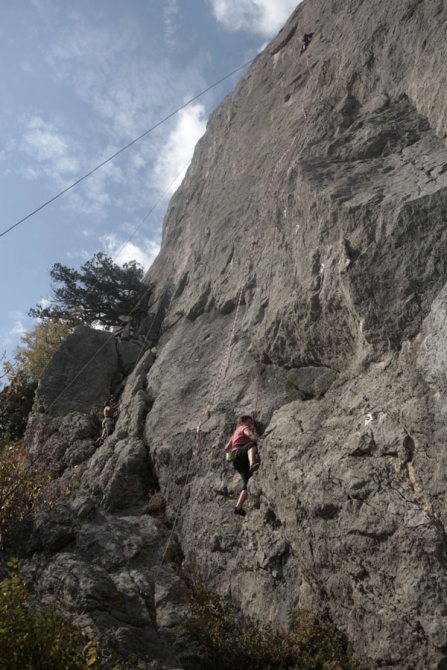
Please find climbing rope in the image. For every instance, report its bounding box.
[194,135,297,457]
[193,11,320,449]
[253,199,280,417]
[253,137,300,417]
[150,7,322,587]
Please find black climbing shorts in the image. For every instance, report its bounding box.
[232,441,257,490]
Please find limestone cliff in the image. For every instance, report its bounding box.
[16,0,447,668]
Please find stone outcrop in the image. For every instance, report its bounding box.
[15,0,447,668]
[22,350,185,669]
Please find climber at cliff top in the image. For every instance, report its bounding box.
[225,415,261,517]
[300,32,313,54]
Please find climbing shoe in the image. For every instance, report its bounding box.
[234,507,246,517]
[249,462,260,473]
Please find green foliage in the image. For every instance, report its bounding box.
[12,319,82,383]
[0,377,37,443]
[180,572,361,670]
[285,609,362,670]
[29,252,146,329]
[0,559,99,670]
[0,441,51,546]
[0,318,80,445]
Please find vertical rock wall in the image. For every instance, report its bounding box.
[20,0,447,668]
[141,0,447,667]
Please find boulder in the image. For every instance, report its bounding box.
[37,325,118,416]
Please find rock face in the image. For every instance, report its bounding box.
[19,0,447,668]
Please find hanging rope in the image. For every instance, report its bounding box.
[150,8,322,585]
[253,199,281,417]
[194,135,297,457]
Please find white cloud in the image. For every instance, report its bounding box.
[22,167,39,180]
[18,114,136,218]
[30,0,59,19]
[0,315,27,354]
[153,103,206,195]
[29,16,209,219]
[20,116,80,178]
[101,233,160,271]
[83,160,124,209]
[164,0,179,48]
[208,0,300,37]
[9,318,26,337]
[47,20,181,141]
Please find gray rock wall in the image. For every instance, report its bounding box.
[19,0,447,668]
[141,0,447,667]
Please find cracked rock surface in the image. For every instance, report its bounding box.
[141,0,447,667]
[19,0,447,668]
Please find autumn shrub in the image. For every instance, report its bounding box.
[0,559,99,670]
[0,376,37,442]
[0,441,51,546]
[143,490,165,516]
[180,572,361,670]
[284,609,362,670]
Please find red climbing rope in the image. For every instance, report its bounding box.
[194,136,297,457]
[153,9,321,585]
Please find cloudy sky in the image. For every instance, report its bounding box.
[0,0,301,363]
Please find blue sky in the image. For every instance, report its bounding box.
[0,0,300,364]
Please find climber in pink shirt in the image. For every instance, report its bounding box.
[224,415,261,516]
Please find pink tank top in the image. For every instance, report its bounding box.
[231,425,252,452]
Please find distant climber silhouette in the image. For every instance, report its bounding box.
[300,32,314,54]
[224,415,261,516]
[95,399,120,446]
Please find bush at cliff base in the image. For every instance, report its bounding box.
[0,560,99,670]
[0,441,51,546]
[180,575,361,670]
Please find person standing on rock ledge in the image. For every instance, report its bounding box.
[224,415,261,517]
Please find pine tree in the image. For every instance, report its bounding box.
[29,252,146,328]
